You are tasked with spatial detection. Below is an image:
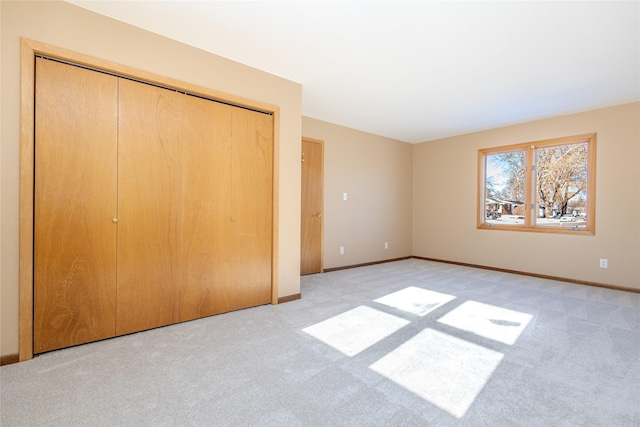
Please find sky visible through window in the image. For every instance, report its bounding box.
[481,136,593,232]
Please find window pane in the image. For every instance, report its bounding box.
[479,134,594,234]
[534,142,588,229]
[485,151,526,225]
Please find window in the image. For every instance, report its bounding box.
[478,133,596,235]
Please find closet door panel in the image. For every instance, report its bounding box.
[34,58,118,353]
[180,97,232,321]
[230,109,273,309]
[116,79,182,335]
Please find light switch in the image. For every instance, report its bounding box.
[343,192,348,201]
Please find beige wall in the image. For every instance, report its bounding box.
[1,1,302,357]
[413,102,640,289]
[302,117,413,269]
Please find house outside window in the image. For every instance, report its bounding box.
[478,133,596,235]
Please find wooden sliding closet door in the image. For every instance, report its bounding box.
[34,58,118,353]
[180,97,232,321]
[116,79,182,335]
[230,108,273,309]
[33,55,274,352]
[180,99,273,319]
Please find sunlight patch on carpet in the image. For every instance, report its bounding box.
[374,287,456,316]
[302,306,410,357]
[370,328,503,418]
[437,300,532,345]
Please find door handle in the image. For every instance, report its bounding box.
[316,213,322,218]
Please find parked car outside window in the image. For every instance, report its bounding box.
[486,210,501,220]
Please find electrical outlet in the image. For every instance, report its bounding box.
[340,246,345,255]
[599,259,608,269]
[384,242,389,249]
[343,192,348,201]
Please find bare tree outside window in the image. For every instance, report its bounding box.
[487,151,526,202]
[478,134,595,235]
[485,151,526,225]
[536,143,588,220]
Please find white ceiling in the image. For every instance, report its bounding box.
[69,1,639,143]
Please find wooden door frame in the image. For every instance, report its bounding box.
[18,38,281,361]
[301,137,324,274]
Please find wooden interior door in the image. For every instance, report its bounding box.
[300,138,324,275]
[180,96,232,321]
[116,79,182,335]
[34,58,118,353]
[229,108,273,309]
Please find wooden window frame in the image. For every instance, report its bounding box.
[477,133,596,235]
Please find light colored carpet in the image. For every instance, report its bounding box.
[1,259,639,426]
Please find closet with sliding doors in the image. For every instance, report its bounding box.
[33,57,274,353]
